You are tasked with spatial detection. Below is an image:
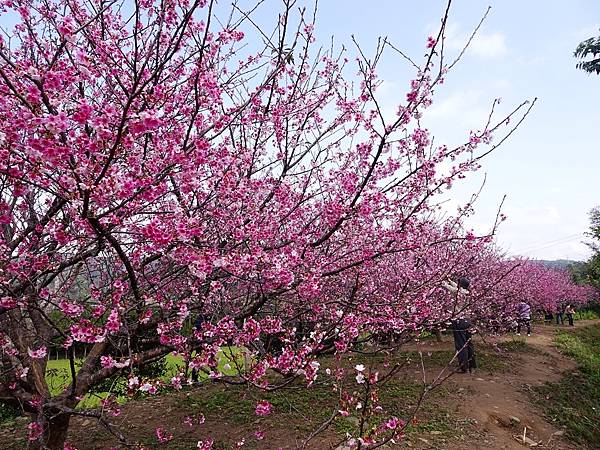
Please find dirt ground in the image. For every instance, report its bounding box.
[406,322,589,450]
[0,321,596,449]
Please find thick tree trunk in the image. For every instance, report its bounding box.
[35,411,71,450]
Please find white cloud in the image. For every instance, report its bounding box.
[469,32,508,58]
[573,25,599,41]
[444,23,508,59]
[503,204,561,227]
[427,89,486,120]
[424,89,495,136]
[520,240,590,261]
[489,203,592,260]
[422,77,513,147]
[377,80,399,96]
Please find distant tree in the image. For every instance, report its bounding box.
[574,34,600,74]
[576,207,600,293]
[586,207,600,246]
[584,254,600,291]
[570,260,590,285]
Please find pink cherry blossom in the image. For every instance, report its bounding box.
[255,400,272,416]
[155,427,173,444]
[27,422,43,441]
[27,346,47,359]
[197,439,214,450]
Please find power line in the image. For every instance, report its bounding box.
[522,237,583,254]
[515,233,582,251]
[514,233,584,254]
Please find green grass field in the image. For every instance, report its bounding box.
[45,354,181,408]
[45,348,243,408]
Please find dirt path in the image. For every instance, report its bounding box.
[407,321,596,450]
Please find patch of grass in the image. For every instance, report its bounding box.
[0,402,20,424]
[475,350,509,373]
[182,381,336,429]
[497,339,531,353]
[407,413,454,434]
[402,347,511,374]
[416,330,440,341]
[182,388,255,425]
[534,324,600,446]
[495,338,548,357]
[329,375,457,438]
[554,327,600,385]
[576,309,600,320]
[179,367,460,445]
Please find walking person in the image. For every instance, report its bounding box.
[555,305,564,325]
[516,301,532,336]
[565,304,576,327]
[442,277,477,374]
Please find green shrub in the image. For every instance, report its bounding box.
[576,309,600,320]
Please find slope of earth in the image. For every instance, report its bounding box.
[0,321,596,449]
[407,322,592,450]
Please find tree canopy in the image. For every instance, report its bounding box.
[0,0,592,448]
[574,34,600,74]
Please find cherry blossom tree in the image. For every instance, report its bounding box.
[0,0,581,447]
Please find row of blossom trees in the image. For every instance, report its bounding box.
[0,0,592,448]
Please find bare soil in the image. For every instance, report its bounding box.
[408,323,584,450]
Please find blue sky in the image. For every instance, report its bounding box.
[2,1,598,260]
[309,0,600,261]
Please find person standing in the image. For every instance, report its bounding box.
[191,311,208,382]
[516,301,532,336]
[450,317,477,373]
[565,304,576,326]
[442,277,476,374]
